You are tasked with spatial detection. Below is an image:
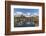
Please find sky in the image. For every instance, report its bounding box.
[14,8,39,16]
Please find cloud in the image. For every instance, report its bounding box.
[16,12,23,15]
[14,12,39,17]
[27,13,31,16]
[14,12,23,16]
[33,13,39,16]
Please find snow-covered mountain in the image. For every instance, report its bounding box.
[14,12,39,17]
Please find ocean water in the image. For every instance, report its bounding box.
[15,22,35,27]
